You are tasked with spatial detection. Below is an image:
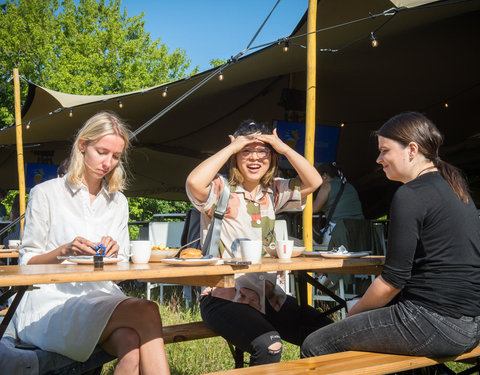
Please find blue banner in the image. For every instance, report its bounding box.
[274,121,340,167]
[25,163,59,189]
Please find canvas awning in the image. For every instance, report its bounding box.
[1,0,479,218]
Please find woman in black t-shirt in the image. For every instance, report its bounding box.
[302,112,480,358]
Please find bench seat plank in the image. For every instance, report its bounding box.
[163,321,217,344]
[205,346,480,375]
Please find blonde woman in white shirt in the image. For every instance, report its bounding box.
[14,112,170,375]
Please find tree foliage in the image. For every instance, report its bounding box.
[0,0,199,127]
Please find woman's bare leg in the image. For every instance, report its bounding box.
[99,298,170,375]
[101,327,140,375]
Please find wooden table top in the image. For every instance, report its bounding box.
[0,250,19,258]
[0,256,384,288]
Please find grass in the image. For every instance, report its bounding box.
[101,283,301,374]
[101,282,474,374]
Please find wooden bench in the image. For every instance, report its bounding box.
[163,321,218,344]
[204,345,480,374]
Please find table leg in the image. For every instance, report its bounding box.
[0,286,27,339]
[293,271,346,316]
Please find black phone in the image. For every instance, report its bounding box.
[223,260,251,265]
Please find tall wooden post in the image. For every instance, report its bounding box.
[303,0,317,251]
[13,68,26,237]
[303,0,317,306]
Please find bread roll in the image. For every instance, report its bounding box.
[179,248,202,259]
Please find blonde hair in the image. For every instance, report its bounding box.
[228,151,279,188]
[67,111,131,193]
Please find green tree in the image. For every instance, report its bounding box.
[127,197,192,239]
[0,0,199,127]
[209,58,226,68]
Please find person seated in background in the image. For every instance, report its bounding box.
[302,112,480,360]
[312,162,363,247]
[56,157,70,178]
[12,111,170,374]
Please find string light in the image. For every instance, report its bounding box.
[69,108,73,117]
[117,99,123,108]
[370,32,379,48]
[444,102,449,108]
[26,121,31,129]
[12,3,467,136]
[283,39,289,52]
[218,71,224,81]
[340,123,345,127]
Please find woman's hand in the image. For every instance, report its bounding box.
[62,236,97,256]
[255,129,290,155]
[228,134,260,154]
[99,236,119,257]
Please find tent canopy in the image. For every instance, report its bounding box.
[1,0,479,218]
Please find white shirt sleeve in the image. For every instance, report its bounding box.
[19,185,51,265]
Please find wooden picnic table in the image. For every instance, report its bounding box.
[0,255,384,338]
[0,251,19,259]
[0,255,384,287]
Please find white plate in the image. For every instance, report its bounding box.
[303,251,371,258]
[265,246,305,258]
[0,248,18,253]
[160,258,219,266]
[67,256,124,265]
[149,249,179,262]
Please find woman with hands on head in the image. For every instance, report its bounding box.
[302,112,480,359]
[186,120,332,367]
[14,112,170,375]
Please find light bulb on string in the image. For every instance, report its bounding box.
[69,108,73,117]
[26,121,31,129]
[340,123,345,128]
[162,87,168,97]
[283,39,289,52]
[370,32,378,48]
[444,102,449,108]
[117,99,123,109]
[218,71,224,81]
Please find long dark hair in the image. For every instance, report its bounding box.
[377,112,469,203]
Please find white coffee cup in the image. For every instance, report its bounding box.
[9,239,21,249]
[130,240,152,264]
[275,240,293,260]
[240,240,262,264]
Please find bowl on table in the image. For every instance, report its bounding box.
[149,249,179,262]
[265,246,305,258]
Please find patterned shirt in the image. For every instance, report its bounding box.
[186,174,304,313]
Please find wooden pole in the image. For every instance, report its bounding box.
[13,68,26,237]
[303,0,317,252]
[303,0,317,306]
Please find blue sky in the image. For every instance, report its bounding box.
[120,1,308,72]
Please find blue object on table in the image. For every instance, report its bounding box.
[94,244,106,256]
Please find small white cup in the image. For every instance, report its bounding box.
[275,240,293,260]
[9,239,21,249]
[130,240,152,264]
[240,240,262,264]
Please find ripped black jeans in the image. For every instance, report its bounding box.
[200,294,333,366]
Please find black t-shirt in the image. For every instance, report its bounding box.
[382,172,480,318]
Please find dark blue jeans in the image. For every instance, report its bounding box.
[301,299,480,358]
[200,294,332,366]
